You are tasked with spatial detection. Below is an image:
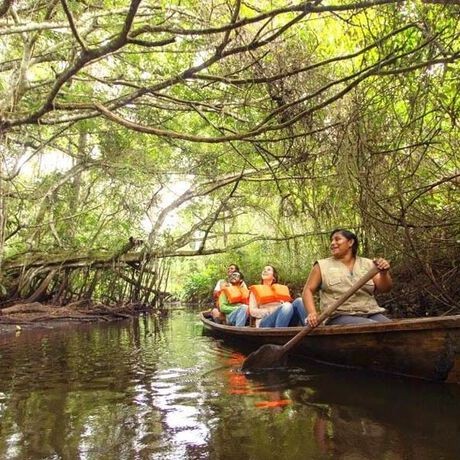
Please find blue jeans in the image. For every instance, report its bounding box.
[291,298,307,326]
[327,313,391,325]
[259,302,294,328]
[227,305,248,327]
[289,299,390,326]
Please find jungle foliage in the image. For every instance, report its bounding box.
[0,0,458,315]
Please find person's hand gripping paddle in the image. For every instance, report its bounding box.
[241,265,380,371]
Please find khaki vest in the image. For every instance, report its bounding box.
[317,256,385,316]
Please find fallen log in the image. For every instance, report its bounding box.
[1,302,49,314]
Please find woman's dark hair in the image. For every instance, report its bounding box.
[228,263,239,271]
[329,228,359,256]
[260,265,279,285]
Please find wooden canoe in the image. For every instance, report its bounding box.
[200,313,460,383]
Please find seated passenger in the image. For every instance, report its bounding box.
[212,263,247,323]
[215,271,249,326]
[293,228,393,327]
[248,265,294,328]
[213,263,245,300]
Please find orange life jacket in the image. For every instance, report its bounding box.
[249,284,291,305]
[221,285,250,305]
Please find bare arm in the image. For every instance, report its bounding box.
[248,292,263,318]
[372,258,393,293]
[213,279,228,298]
[302,263,322,326]
[248,292,281,318]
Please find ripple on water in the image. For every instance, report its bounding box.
[0,310,459,460]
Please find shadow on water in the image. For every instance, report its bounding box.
[0,309,458,460]
[243,366,460,460]
[204,326,460,460]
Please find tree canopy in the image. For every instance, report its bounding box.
[0,0,458,314]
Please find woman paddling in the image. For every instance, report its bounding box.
[292,229,393,327]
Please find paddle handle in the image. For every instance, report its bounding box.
[282,265,380,353]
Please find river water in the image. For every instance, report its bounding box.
[0,309,458,460]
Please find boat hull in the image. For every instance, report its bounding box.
[200,313,460,382]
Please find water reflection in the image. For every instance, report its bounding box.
[0,310,458,459]
[294,371,460,460]
[240,364,460,460]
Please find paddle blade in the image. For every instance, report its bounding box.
[241,344,287,371]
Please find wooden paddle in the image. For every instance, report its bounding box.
[241,265,380,371]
